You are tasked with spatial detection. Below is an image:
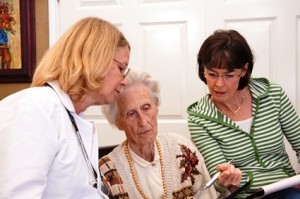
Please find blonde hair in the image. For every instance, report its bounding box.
[101,70,160,125]
[31,17,130,101]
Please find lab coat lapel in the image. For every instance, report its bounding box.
[47,81,95,161]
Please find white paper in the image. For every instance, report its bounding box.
[262,175,300,195]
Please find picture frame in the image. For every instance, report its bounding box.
[0,0,35,83]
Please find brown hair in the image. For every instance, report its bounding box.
[197,29,254,89]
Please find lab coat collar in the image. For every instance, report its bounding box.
[47,81,76,113]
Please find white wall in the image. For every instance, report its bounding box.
[48,0,300,171]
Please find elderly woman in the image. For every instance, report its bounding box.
[99,70,241,199]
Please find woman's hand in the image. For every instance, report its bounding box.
[293,184,300,189]
[216,162,242,192]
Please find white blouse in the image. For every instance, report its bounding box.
[128,142,163,199]
[235,117,253,133]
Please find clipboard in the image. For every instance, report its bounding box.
[225,178,251,199]
[246,175,300,199]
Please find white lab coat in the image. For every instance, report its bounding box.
[0,81,108,199]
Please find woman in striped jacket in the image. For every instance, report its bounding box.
[187,29,300,199]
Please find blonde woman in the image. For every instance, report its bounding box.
[0,17,130,198]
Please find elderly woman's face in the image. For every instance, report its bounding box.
[116,84,158,147]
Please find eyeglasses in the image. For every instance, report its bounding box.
[113,58,130,77]
[204,69,242,82]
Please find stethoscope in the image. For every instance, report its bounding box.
[47,84,98,190]
[66,107,109,197]
[65,109,98,189]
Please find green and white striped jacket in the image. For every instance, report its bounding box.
[187,78,300,198]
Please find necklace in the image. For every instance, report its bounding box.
[213,90,245,114]
[124,139,167,199]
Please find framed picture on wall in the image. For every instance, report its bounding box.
[0,0,35,83]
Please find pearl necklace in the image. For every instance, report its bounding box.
[124,139,167,199]
[213,90,245,114]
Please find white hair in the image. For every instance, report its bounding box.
[101,69,161,126]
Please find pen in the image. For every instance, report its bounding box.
[203,159,233,190]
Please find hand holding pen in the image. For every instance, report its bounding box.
[204,159,241,190]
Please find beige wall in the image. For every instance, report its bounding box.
[0,0,49,100]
